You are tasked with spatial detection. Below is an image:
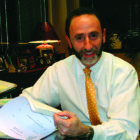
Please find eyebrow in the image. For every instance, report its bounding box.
[74,33,84,38]
[89,31,100,35]
[74,31,100,38]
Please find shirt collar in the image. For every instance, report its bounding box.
[76,57,85,77]
[90,52,104,80]
[75,52,105,80]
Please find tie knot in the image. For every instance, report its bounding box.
[83,68,91,77]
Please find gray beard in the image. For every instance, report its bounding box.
[71,43,103,62]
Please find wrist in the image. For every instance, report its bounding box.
[78,126,94,140]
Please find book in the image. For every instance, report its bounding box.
[0,96,61,140]
[0,80,17,93]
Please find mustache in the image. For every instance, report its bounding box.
[70,43,103,59]
[81,48,98,53]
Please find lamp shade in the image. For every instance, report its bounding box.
[36,43,53,49]
[29,22,60,43]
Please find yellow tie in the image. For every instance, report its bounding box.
[83,68,102,125]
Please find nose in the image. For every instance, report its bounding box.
[84,37,92,50]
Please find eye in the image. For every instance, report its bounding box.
[75,35,84,42]
[89,33,98,40]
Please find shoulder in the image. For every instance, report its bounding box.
[54,55,77,68]
[102,52,137,83]
[46,55,77,73]
[103,52,135,71]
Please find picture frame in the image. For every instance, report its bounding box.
[17,56,35,71]
[41,49,54,65]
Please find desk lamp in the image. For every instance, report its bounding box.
[28,0,60,66]
[29,21,60,58]
[29,0,60,46]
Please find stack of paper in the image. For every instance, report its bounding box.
[0,80,17,93]
[0,96,61,139]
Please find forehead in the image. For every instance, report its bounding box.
[70,14,102,35]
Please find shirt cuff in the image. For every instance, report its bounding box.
[91,125,105,140]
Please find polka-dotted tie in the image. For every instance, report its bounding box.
[83,68,102,125]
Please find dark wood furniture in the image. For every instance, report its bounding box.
[0,67,47,98]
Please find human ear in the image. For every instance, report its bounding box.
[103,28,106,43]
[65,35,72,48]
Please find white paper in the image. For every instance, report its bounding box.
[24,95,61,116]
[0,80,17,93]
[0,97,56,140]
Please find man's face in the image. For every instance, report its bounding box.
[68,14,105,68]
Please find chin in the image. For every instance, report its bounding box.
[82,59,97,67]
[81,56,99,67]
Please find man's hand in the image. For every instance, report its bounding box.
[53,111,90,136]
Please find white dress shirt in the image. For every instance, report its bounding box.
[21,52,140,140]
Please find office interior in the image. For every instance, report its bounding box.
[0,0,140,98]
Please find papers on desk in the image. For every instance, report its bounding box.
[0,80,17,93]
[0,96,61,140]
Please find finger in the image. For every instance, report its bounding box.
[57,125,67,135]
[54,113,68,127]
[55,111,75,118]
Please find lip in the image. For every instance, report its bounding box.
[83,52,96,58]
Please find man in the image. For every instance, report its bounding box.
[22,8,140,139]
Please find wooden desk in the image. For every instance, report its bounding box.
[0,68,47,89]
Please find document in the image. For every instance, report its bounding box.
[0,80,17,93]
[0,96,61,140]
